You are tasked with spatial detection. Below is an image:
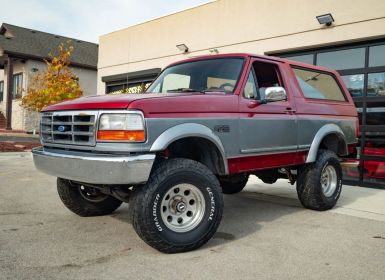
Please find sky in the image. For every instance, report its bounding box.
[0,0,211,43]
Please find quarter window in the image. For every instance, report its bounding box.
[243,71,258,99]
[292,68,346,101]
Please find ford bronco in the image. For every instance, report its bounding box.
[32,53,358,253]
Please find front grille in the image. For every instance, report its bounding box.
[41,111,97,146]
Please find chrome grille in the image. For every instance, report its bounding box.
[40,111,97,146]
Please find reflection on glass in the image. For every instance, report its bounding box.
[317,48,365,70]
[367,72,385,96]
[285,54,314,64]
[342,74,364,97]
[369,45,385,67]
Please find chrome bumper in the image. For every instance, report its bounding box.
[32,147,155,184]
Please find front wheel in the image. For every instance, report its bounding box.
[296,150,342,211]
[129,158,223,253]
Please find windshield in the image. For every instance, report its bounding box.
[147,58,244,94]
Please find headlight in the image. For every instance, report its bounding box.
[97,113,145,142]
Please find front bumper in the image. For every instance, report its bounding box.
[32,147,155,184]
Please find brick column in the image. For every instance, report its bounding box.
[5,56,13,130]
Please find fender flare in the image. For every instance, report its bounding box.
[150,123,229,174]
[306,124,348,163]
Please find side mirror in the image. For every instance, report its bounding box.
[261,87,287,102]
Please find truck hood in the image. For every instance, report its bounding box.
[42,93,194,111]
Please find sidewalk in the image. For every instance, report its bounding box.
[245,176,385,222]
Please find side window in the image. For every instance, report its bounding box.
[252,61,283,100]
[243,71,258,99]
[292,67,346,101]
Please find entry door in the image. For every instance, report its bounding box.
[238,59,298,169]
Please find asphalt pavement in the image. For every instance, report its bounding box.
[0,152,384,280]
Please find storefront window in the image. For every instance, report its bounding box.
[369,45,385,67]
[285,54,314,64]
[317,48,365,70]
[367,72,385,97]
[342,74,364,97]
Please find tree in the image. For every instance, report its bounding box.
[21,41,83,112]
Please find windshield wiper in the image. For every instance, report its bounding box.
[167,88,206,94]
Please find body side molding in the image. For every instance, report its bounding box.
[306,123,347,163]
[150,123,229,174]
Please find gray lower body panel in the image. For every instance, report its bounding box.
[32,147,155,184]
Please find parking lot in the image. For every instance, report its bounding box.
[1,152,384,280]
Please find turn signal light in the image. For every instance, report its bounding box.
[97,130,145,141]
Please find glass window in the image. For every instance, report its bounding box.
[106,81,152,94]
[369,45,385,67]
[317,48,365,70]
[292,67,346,101]
[367,72,385,97]
[12,73,23,99]
[147,58,244,94]
[0,81,4,102]
[162,74,191,93]
[243,71,258,99]
[342,74,364,97]
[285,54,314,65]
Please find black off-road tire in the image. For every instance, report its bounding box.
[128,158,223,253]
[296,150,343,211]
[219,174,249,194]
[57,178,123,217]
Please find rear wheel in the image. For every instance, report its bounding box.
[57,178,123,217]
[218,174,249,194]
[129,158,223,253]
[296,150,342,211]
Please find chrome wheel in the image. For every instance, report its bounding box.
[78,185,108,202]
[321,165,337,197]
[160,184,206,233]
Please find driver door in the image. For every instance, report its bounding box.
[237,58,298,172]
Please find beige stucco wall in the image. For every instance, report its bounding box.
[97,0,385,94]
[0,59,96,131]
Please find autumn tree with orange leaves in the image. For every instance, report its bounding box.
[21,42,83,111]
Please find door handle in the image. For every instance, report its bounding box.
[285,107,296,113]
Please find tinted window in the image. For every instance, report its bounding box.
[317,48,365,70]
[292,68,346,101]
[369,45,385,67]
[286,54,314,64]
[367,72,385,97]
[342,74,364,97]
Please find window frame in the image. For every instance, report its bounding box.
[291,66,348,102]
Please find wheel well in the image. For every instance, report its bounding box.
[319,133,348,156]
[162,137,226,175]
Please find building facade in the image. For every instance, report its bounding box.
[0,23,98,131]
[97,0,385,187]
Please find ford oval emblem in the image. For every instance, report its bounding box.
[58,125,66,132]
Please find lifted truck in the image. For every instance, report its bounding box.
[32,53,358,253]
